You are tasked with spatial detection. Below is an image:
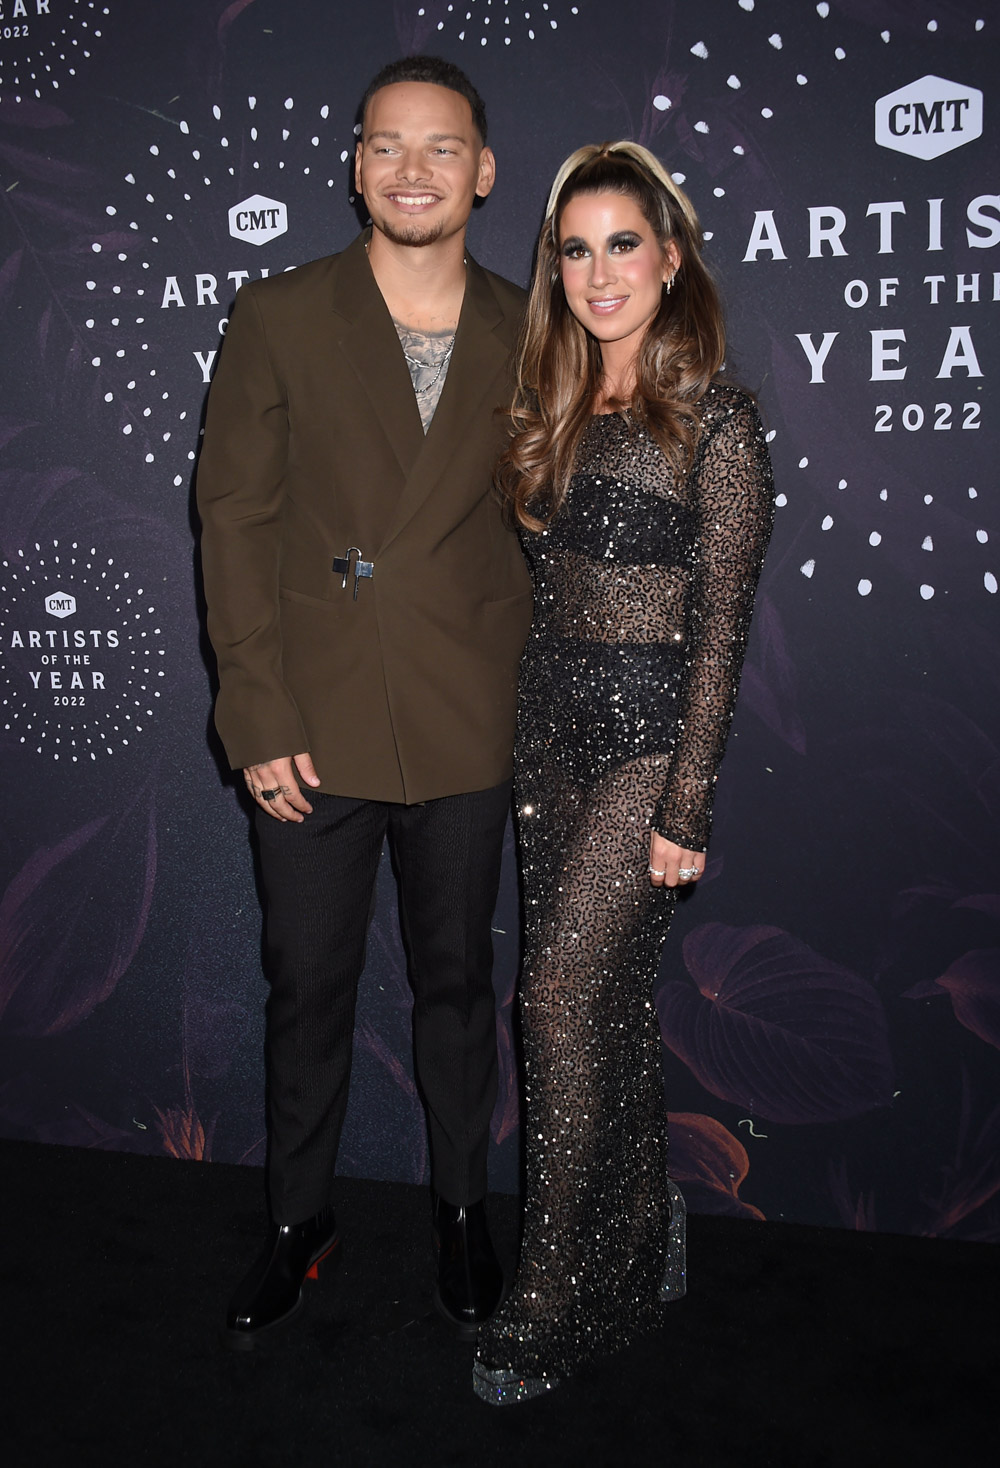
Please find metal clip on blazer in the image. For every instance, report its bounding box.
[332,547,375,601]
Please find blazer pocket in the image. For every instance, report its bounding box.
[483,588,533,614]
[481,588,533,660]
[278,585,342,611]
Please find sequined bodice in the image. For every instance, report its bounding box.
[528,411,696,646]
[518,383,774,852]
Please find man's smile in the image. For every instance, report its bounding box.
[386,192,441,209]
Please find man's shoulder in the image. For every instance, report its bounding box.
[477,265,527,319]
[241,239,359,308]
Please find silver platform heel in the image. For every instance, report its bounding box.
[660,1179,687,1302]
[472,1360,560,1405]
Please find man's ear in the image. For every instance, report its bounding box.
[476,147,497,200]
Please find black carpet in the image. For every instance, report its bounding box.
[3,1139,995,1468]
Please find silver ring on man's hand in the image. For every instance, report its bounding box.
[261,788,282,802]
[649,866,666,877]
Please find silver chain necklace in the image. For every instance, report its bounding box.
[400,334,456,394]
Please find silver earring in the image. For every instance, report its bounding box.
[665,273,674,294]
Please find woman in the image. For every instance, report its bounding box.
[473,143,774,1404]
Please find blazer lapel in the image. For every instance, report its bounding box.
[330,231,426,479]
[377,255,511,555]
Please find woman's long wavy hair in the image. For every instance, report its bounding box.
[499,141,726,531]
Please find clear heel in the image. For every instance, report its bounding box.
[659,1178,687,1302]
[472,1360,560,1405]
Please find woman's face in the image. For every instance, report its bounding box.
[558,190,679,364]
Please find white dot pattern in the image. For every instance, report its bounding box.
[0,0,108,104]
[0,540,166,760]
[424,1,580,50]
[77,93,344,482]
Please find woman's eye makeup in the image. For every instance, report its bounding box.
[560,232,645,259]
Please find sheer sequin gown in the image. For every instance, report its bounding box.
[476,385,774,1386]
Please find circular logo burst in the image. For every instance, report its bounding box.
[417,0,581,49]
[0,0,109,104]
[78,91,347,490]
[0,539,167,760]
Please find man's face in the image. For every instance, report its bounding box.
[356,81,495,249]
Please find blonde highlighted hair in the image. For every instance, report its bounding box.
[500,141,726,531]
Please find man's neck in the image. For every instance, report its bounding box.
[366,228,467,333]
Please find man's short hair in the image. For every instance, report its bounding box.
[360,55,488,145]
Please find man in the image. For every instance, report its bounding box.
[197,56,531,1350]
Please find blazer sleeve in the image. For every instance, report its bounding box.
[196,283,309,769]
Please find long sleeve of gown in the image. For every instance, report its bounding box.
[652,393,774,851]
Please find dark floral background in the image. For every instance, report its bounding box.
[0,0,996,1240]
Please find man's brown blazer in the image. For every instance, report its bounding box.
[197,231,532,803]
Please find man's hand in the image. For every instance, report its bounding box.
[648,832,704,888]
[244,753,321,822]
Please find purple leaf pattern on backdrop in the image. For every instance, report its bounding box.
[218,0,258,38]
[0,1071,139,1152]
[904,952,1000,1053]
[658,924,895,1124]
[954,896,1000,920]
[0,420,34,453]
[737,594,807,755]
[181,946,251,1083]
[0,98,71,129]
[152,970,236,1163]
[668,1111,765,1221]
[0,467,81,561]
[0,141,92,190]
[921,1080,1000,1243]
[0,784,157,1036]
[0,249,23,310]
[0,464,191,584]
[828,1158,878,1234]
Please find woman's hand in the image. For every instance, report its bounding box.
[648,832,704,888]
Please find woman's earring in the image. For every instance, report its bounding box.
[665,273,674,295]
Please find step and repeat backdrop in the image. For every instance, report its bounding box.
[0,0,996,1239]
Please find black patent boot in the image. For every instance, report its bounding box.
[432,1193,504,1341]
[224,1205,340,1351]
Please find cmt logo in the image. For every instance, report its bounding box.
[228,195,288,246]
[44,592,76,619]
[876,75,983,160]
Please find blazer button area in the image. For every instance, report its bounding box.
[332,547,375,600]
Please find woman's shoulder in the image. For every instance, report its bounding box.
[695,380,761,430]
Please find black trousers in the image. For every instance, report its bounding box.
[254,781,512,1224]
